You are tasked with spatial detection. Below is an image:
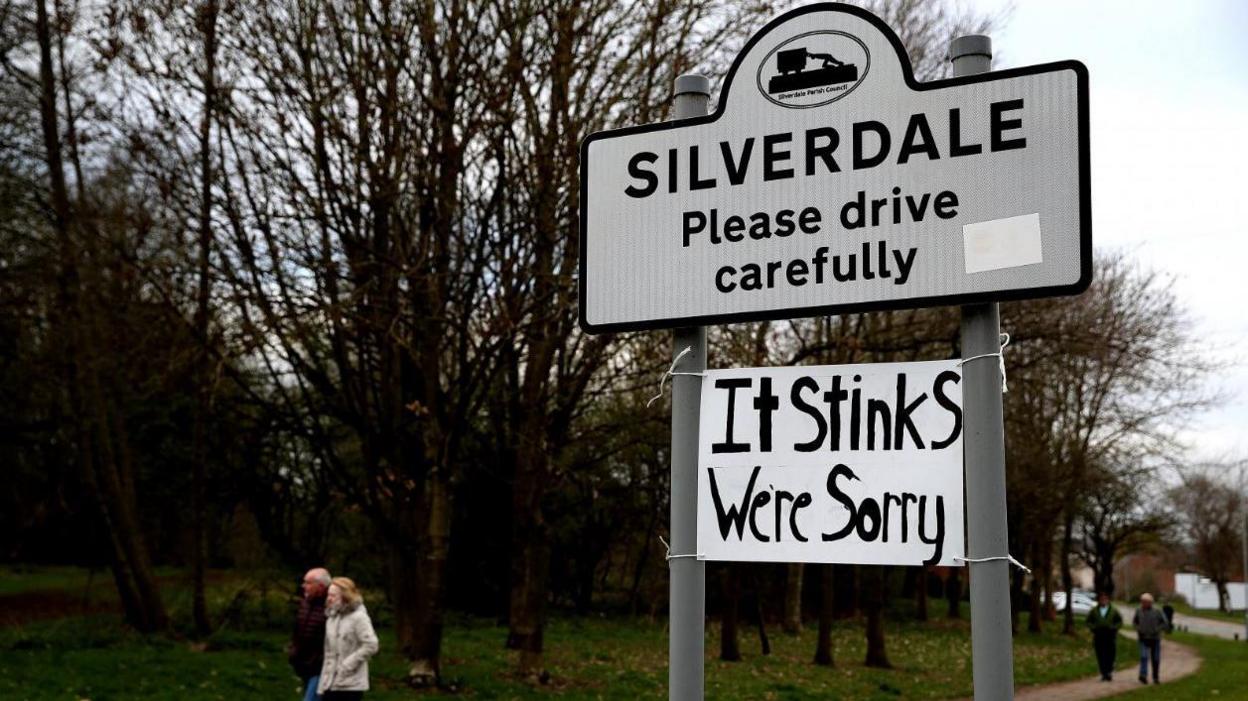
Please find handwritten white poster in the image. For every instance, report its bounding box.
[697,360,964,566]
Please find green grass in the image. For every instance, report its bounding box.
[1109,631,1248,700]
[0,566,94,596]
[1167,600,1247,625]
[0,612,1129,700]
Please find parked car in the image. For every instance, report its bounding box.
[1052,590,1097,614]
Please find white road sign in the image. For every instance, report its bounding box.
[696,361,964,566]
[579,3,1089,332]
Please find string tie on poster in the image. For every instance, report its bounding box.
[957,332,1010,393]
[954,554,1031,574]
[659,535,703,562]
[647,345,706,408]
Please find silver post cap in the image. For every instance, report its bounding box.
[674,73,711,97]
[949,35,992,61]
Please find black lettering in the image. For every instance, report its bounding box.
[856,497,881,541]
[667,148,678,193]
[853,121,890,169]
[840,190,865,230]
[748,213,771,240]
[791,492,812,543]
[990,99,1027,151]
[753,377,779,452]
[775,490,795,542]
[721,139,754,185]
[897,113,940,163]
[949,108,983,157]
[867,398,891,450]
[930,370,962,450]
[763,132,795,181]
[712,378,752,453]
[934,191,959,219]
[749,490,771,542]
[824,375,848,451]
[707,465,761,540]
[805,127,841,175]
[786,258,808,287]
[689,145,716,190]
[739,264,762,291]
[682,210,706,247]
[624,152,658,198]
[918,495,945,566]
[775,209,796,237]
[822,464,859,542]
[792,377,827,452]
[798,207,821,234]
[882,493,903,543]
[893,374,927,450]
[901,493,918,543]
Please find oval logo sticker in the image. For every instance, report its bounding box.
[757,31,870,109]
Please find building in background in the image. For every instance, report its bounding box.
[1173,572,1247,610]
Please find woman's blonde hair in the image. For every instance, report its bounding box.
[330,576,363,606]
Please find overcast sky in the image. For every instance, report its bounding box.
[962,0,1248,465]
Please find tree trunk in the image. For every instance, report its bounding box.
[783,563,803,635]
[915,566,929,622]
[400,469,452,687]
[901,567,917,598]
[946,568,962,619]
[1010,566,1024,634]
[1041,542,1056,621]
[1215,580,1230,613]
[720,565,742,661]
[507,437,551,681]
[190,0,220,639]
[1061,512,1076,635]
[36,0,167,634]
[833,564,857,619]
[752,568,771,655]
[1027,542,1042,633]
[813,564,834,666]
[862,566,891,668]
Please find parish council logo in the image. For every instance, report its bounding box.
[757,30,870,108]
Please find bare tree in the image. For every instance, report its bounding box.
[1171,464,1245,612]
[1078,463,1170,596]
[8,0,171,632]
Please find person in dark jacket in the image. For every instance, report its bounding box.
[1133,592,1171,684]
[1085,592,1123,681]
[290,568,331,700]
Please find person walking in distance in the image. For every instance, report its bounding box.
[289,568,331,700]
[318,577,380,700]
[1085,591,1123,681]
[1133,592,1171,684]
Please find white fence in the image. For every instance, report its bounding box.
[1173,572,1246,610]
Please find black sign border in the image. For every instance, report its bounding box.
[578,2,1091,334]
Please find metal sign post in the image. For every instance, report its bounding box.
[951,35,1016,700]
[669,74,709,701]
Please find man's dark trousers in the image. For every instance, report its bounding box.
[1093,629,1117,679]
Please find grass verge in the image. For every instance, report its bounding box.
[1109,631,1248,700]
[0,613,1133,700]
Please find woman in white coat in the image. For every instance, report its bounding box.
[317,577,379,700]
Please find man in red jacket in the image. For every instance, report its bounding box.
[290,568,331,700]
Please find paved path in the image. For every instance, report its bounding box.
[1011,636,1200,701]
[1118,604,1246,641]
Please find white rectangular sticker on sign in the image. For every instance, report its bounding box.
[696,360,964,566]
[963,213,1043,274]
